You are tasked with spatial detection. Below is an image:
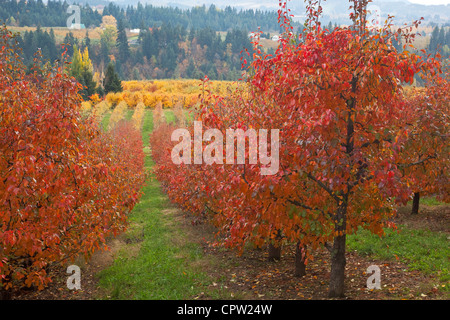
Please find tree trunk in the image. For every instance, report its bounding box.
[294,242,306,277]
[268,230,282,261]
[268,243,281,261]
[328,202,348,298]
[327,68,353,298]
[411,192,420,215]
[328,234,346,298]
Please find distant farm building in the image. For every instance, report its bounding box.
[69,23,86,29]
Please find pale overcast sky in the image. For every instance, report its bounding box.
[408,0,450,5]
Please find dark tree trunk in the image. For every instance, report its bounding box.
[411,192,420,215]
[327,81,353,298]
[328,201,348,298]
[294,242,306,277]
[328,234,346,298]
[268,243,281,261]
[268,230,282,261]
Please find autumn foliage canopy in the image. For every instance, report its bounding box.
[0,26,146,292]
[150,0,448,297]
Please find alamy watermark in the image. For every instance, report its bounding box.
[171,121,280,176]
[66,5,81,29]
[366,265,381,290]
[66,265,81,290]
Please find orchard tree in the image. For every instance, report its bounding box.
[400,75,449,214]
[236,0,444,297]
[0,26,145,297]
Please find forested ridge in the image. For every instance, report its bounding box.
[1,0,291,82]
[0,0,284,31]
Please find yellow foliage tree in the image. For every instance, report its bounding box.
[153,101,164,127]
[108,100,128,130]
[93,100,111,120]
[173,101,185,127]
[101,15,117,28]
[132,102,146,130]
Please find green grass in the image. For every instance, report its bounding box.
[419,197,445,207]
[101,111,112,131]
[164,110,176,124]
[96,109,212,299]
[141,108,153,146]
[347,226,450,287]
[125,109,134,121]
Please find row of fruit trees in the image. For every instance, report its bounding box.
[149,0,449,298]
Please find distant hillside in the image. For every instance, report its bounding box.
[73,0,450,25]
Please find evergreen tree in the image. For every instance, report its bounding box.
[438,27,446,46]
[100,37,110,66]
[80,69,96,100]
[49,28,55,43]
[104,63,122,94]
[116,18,129,64]
[137,22,146,44]
[446,28,450,47]
[63,32,78,57]
[429,26,440,54]
[188,28,196,42]
[186,59,195,78]
[82,30,91,54]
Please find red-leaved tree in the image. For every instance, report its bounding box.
[399,75,449,214]
[0,26,146,296]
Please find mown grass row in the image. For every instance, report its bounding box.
[347,224,449,290]
[96,109,213,299]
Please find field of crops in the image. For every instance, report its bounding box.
[104,79,240,109]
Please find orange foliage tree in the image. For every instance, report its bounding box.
[400,75,449,214]
[0,26,146,296]
[150,0,448,298]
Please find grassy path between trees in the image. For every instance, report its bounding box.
[95,109,228,299]
[95,109,448,300]
[96,109,204,298]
